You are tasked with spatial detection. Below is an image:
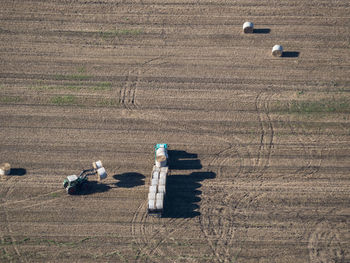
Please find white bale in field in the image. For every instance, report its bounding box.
[148,199,156,210]
[156,198,163,210]
[148,192,156,201]
[158,185,166,194]
[93,160,103,169]
[152,171,159,180]
[243,22,254,33]
[159,177,166,186]
[272,45,283,57]
[156,147,168,162]
[97,167,107,181]
[151,178,159,186]
[160,166,168,174]
[149,185,157,194]
[156,193,164,201]
[155,147,168,167]
[160,171,167,179]
[0,163,11,176]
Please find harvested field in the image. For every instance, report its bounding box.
[0,0,350,262]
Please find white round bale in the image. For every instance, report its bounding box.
[148,199,156,210]
[243,22,254,33]
[156,193,164,201]
[156,147,168,162]
[151,178,159,186]
[272,45,283,57]
[149,185,157,194]
[0,163,11,176]
[159,177,166,186]
[97,167,107,181]
[93,160,103,169]
[148,192,156,201]
[158,185,166,194]
[156,198,163,210]
[152,171,159,180]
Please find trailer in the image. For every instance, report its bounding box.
[148,144,169,217]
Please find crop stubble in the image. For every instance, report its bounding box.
[0,0,349,262]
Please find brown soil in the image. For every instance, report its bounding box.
[0,0,349,262]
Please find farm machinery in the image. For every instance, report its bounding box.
[63,160,107,195]
[148,144,169,217]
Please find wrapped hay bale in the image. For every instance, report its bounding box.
[148,199,156,210]
[243,22,254,33]
[97,167,107,181]
[151,178,159,186]
[160,166,168,174]
[156,197,164,210]
[272,45,283,57]
[152,171,159,180]
[149,185,157,194]
[160,171,167,179]
[93,160,103,169]
[158,185,166,194]
[148,192,156,201]
[159,177,166,186]
[155,147,168,167]
[0,163,11,176]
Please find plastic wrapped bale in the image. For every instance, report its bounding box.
[158,185,166,194]
[151,178,159,186]
[156,147,168,167]
[97,167,107,181]
[148,192,156,201]
[156,196,164,210]
[93,160,103,169]
[152,170,159,180]
[148,199,156,211]
[243,22,254,33]
[160,166,168,174]
[0,163,11,176]
[272,45,283,57]
[149,185,157,194]
[159,177,166,186]
[160,171,167,179]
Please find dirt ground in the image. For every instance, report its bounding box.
[0,0,349,262]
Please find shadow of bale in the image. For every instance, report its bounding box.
[9,168,26,176]
[282,51,300,58]
[168,150,202,170]
[163,171,216,218]
[253,28,271,34]
[113,172,145,188]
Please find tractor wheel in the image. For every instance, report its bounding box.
[67,186,76,195]
[63,181,68,189]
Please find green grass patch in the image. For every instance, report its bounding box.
[272,98,350,114]
[97,98,118,107]
[0,96,21,103]
[100,28,142,39]
[30,82,111,91]
[50,95,77,105]
[54,74,91,81]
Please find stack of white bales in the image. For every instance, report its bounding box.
[148,166,168,212]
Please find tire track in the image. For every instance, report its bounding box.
[131,199,189,262]
[308,220,347,263]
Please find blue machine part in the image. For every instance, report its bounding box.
[155,143,168,150]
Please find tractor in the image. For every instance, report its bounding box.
[63,160,107,195]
